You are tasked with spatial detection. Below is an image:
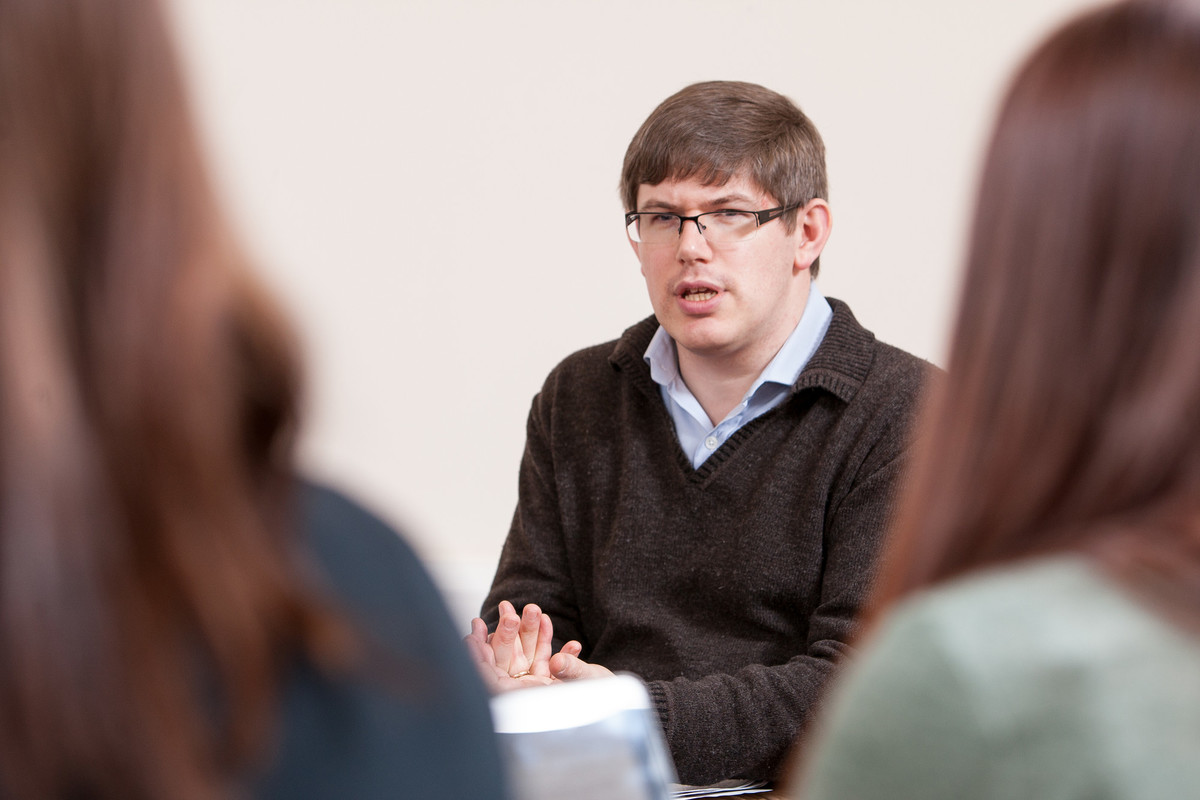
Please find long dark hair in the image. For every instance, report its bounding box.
[872,0,1200,618]
[0,0,345,796]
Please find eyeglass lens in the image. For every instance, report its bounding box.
[629,211,760,244]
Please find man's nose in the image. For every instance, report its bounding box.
[675,217,710,259]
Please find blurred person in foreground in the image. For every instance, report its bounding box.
[0,0,506,797]
[785,1,1200,797]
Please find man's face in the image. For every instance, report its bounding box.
[631,173,818,372]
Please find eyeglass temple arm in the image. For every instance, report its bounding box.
[755,203,802,224]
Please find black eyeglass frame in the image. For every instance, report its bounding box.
[624,203,802,241]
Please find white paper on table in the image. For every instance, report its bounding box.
[671,778,773,797]
[490,673,678,800]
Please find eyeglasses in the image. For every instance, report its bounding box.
[625,204,800,244]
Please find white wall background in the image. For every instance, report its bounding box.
[166,0,1098,623]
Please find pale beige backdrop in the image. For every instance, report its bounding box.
[168,0,1099,622]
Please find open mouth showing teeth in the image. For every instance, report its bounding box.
[682,289,717,301]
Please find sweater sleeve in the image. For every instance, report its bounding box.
[787,601,987,800]
[482,387,586,647]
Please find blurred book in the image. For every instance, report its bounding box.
[490,674,677,800]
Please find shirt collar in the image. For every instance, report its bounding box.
[754,283,833,392]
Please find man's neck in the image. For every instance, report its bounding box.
[676,352,768,426]
[676,301,808,425]
[669,280,816,426]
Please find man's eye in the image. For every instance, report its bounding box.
[646,214,677,227]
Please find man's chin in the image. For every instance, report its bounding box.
[672,330,737,361]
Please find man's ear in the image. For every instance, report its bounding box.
[628,235,643,268]
[793,198,832,273]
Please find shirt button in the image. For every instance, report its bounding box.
[705,436,719,450]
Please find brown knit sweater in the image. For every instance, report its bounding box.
[483,299,932,785]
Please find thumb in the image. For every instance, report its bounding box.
[549,651,591,681]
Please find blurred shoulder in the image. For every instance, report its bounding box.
[294,479,449,635]
[874,556,1200,685]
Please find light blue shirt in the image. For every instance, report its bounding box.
[644,284,833,469]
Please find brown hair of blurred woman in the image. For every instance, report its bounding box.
[871,0,1200,622]
[0,0,348,797]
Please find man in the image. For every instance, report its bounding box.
[466,80,931,786]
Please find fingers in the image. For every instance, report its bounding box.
[480,601,564,680]
[530,612,554,676]
[490,602,523,674]
[518,603,543,663]
[549,651,587,680]
[466,617,489,646]
[471,608,609,690]
[463,619,504,689]
[550,643,612,682]
[463,618,495,667]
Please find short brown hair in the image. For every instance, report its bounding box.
[620,81,828,271]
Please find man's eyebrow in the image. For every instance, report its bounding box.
[638,193,759,212]
[637,200,681,212]
[706,193,759,207]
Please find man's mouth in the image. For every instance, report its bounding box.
[681,288,718,301]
